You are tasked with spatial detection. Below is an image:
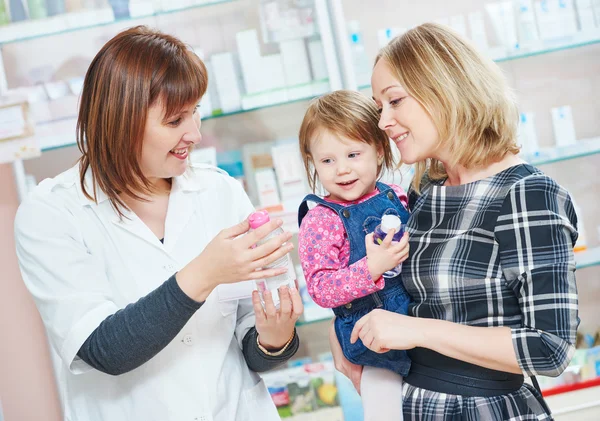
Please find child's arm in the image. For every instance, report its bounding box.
[298,207,385,308]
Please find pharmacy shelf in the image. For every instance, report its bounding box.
[35,80,330,152]
[0,0,235,45]
[495,33,600,63]
[576,247,600,271]
[358,32,600,91]
[528,137,600,167]
[543,376,600,398]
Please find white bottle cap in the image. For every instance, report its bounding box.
[381,214,401,233]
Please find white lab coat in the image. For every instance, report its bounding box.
[14,163,280,421]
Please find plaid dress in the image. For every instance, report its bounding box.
[401,164,579,420]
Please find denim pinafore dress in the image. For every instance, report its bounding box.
[298,182,412,376]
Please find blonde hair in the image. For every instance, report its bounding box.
[376,23,520,193]
[299,90,395,192]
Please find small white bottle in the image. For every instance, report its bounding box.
[248,210,295,307]
[372,214,405,278]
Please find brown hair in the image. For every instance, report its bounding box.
[299,90,395,192]
[376,23,520,193]
[77,25,208,216]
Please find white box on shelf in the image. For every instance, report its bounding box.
[279,39,312,87]
[308,39,329,81]
[254,167,281,209]
[204,60,221,115]
[192,48,213,118]
[594,0,600,26]
[516,0,541,46]
[211,52,242,113]
[485,1,518,52]
[518,112,540,158]
[551,106,578,147]
[271,142,308,212]
[236,29,265,95]
[347,20,371,87]
[468,11,490,52]
[262,54,286,90]
[535,0,562,40]
[558,0,580,36]
[576,0,598,30]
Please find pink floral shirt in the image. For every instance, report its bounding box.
[298,184,408,308]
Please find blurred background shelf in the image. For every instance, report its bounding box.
[0,0,236,45]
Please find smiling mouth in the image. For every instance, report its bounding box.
[169,147,189,159]
[337,180,357,188]
[393,132,409,143]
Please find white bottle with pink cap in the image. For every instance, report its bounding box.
[248,210,295,307]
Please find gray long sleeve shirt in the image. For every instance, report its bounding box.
[77,274,298,375]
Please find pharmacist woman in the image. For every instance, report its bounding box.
[332,23,579,420]
[14,26,301,421]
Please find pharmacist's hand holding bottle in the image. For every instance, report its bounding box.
[364,230,410,280]
[252,285,303,350]
[176,217,294,302]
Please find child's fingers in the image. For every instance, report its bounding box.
[396,231,409,248]
[390,239,410,253]
[382,228,396,246]
[395,248,410,263]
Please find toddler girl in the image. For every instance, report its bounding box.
[297,90,411,420]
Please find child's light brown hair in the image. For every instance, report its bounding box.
[299,90,395,192]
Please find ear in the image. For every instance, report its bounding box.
[377,149,384,165]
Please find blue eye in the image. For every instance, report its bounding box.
[348,153,359,158]
[322,158,332,164]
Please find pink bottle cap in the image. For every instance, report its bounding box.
[248,210,271,229]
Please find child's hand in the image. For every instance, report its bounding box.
[365,231,409,280]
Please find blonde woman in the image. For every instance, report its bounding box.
[334,23,579,420]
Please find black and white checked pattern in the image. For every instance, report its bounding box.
[401,164,579,420]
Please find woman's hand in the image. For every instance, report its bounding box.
[253,285,303,349]
[350,309,425,353]
[329,319,363,394]
[177,218,294,301]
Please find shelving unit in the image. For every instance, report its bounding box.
[0,0,236,45]
[357,33,600,91]
[33,79,330,152]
